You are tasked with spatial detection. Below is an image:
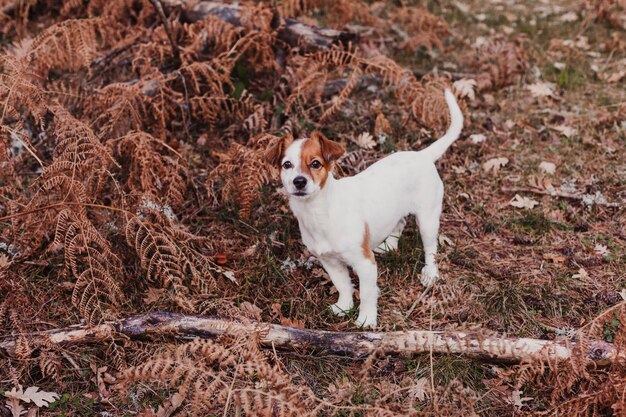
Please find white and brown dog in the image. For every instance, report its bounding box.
[266,89,463,328]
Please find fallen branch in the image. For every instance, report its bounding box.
[502,187,621,208]
[149,0,181,63]
[160,0,357,52]
[0,312,621,365]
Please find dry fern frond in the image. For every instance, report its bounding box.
[115,131,188,208]
[320,66,361,122]
[183,17,243,58]
[53,209,125,325]
[389,7,451,52]
[28,18,102,73]
[88,82,150,138]
[177,61,232,96]
[125,208,218,304]
[116,338,322,416]
[0,54,48,125]
[206,140,275,218]
[41,106,116,200]
[190,95,256,129]
[472,39,529,92]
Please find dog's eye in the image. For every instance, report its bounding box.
[310,160,322,169]
[282,161,292,169]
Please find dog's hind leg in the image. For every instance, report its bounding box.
[374,217,407,254]
[416,186,444,287]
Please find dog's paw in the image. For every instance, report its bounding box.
[420,264,440,287]
[355,313,377,329]
[330,301,353,316]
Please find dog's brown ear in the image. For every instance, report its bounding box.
[265,134,293,166]
[312,131,345,162]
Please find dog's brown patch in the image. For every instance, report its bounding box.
[300,137,329,187]
[362,223,375,262]
[265,134,294,167]
[300,132,345,188]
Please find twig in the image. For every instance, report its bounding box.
[149,0,181,64]
[502,187,622,208]
[0,311,621,365]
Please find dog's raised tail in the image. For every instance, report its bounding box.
[425,89,463,161]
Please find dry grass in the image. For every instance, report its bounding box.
[0,0,624,415]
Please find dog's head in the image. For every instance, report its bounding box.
[265,131,345,199]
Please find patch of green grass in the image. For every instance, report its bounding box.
[544,63,589,90]
[414,355,488,391]
[481,276,530,330]
[602,312,621,342]
[47,392,97,416]
[508,212,554,234]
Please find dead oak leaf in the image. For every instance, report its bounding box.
[409,377,430,402]
[352,132,376,149]
[594,244,610,257]
[572,268,589,280]
[482,157,509,173]
[453,78,477,100]
[4,385,59,408]
[509,194,539,209]
[510,389,533,410]
[4,396,25,417]
[469,133,486,144]
[527,81,555,98]
[552,125,576,138]
[539,161,556,174]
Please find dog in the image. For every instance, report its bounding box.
[266,89,463,328]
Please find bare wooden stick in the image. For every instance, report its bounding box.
[0,312,621,365]
[160,0,356,52]
[149,0,182,64]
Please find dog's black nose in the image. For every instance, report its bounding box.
[293,176,307,190]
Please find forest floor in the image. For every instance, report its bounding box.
[0,0,624,415]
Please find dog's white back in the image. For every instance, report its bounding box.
[266,89,463,328]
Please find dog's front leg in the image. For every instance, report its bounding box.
[348,255,378,328]
[319,257,354,316]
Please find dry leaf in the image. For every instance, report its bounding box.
[510,389,533,410]
[453,78,477,100]
[544,253,567,263]
[239,301,263,320]
[143,287,166,304]
[527,81,555,98]
[594,244,609,257]
[0,253,10,268]
[559,11,578,22]
[353,132,376,149]
[539,161,556,174]
[4,396,26,417]
[374,112,392,137]
[509,194,539,209]
[572,268,589,279]
[469,133,486,143]
[410,377,430,401]
[482,157,509,173]
[603,70,626,83]
[4,385,59,408]
[438,234,454,247]
[280,317,305,328]
[552,125,576,138]
[222,270,237,284]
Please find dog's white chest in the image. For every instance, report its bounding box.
[297,217,334,257]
